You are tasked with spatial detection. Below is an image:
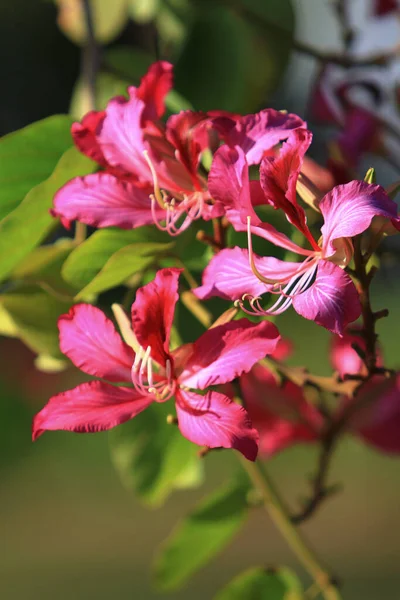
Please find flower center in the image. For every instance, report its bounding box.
[132,345,176,402]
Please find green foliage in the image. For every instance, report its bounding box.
[0,146,96,284]
[214,566,304,599]
[0,285,72,357]
[62,227,173,294]
[109,402,203,507]
[153,477,250,590]
[128,0,160,23]
[0,115,74,221]
[75,241,175,300]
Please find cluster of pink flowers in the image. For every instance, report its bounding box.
[33,61,400,461]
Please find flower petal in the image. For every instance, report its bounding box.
[193,247,302,301]
[59,304,134,381]
[96,90,150,181]
[32,381,152,440]
[320,181,399,258]
[52,172,163,229]
[71,110,107,165]
[260,129,318,248]
[292,261,361,335]
[175,389,259,461]
[209,145,312,255]
[131,268,181,366]
[240,364,321,456]
[179,318,280,389]
[213,108,306,165]
[166,110,210,182]
[348,374,400,454]
[137,60,173,121]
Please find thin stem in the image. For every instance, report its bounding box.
[240,458,342,600]
[81,0,98,111]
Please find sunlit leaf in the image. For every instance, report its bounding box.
[128,0,159,23]
[62,227,171,290]
[0,147,96,283]
[109,401,203,507]
[0,115,74,220]
[153,477,250,591]
[214,566,304,600]
[0,286,71,357]
[10,240,77,296]
[76,241,174,299]
[55,0,129,45]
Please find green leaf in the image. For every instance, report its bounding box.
[128,0,160,23]
[214,566,304,600]
[10,240,77,296]
[0,115,74,220]
[232,0,295,33]
[62,227,171,290]
[109,402,203,507]
[0,286,72,357]
[153,477,250,591]
[0,146,96,283]
[76,241,174,300]
[55,0,129,45]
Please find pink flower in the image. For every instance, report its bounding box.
[194,130,399,335]
[344,373,400,454]
[32,268,282,461]
[330,328,384,379]
[52,62,306,236]
[239,363,323,457]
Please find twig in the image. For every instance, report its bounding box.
[81,0,98,111]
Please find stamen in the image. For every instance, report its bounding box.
[247,217,277,284]
[112,304,141,353]
[143,150,165,209]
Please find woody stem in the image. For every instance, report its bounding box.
[240,458,342,600]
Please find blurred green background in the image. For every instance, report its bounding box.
[1,1,400,599]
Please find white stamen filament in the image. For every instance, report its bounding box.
[132,347,176,402]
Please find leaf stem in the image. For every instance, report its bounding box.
[240,458,342,600]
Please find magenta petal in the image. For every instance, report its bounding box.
[32,381,152,440]
[319,181,399,258]
[179,318,280,389]
[260,129,316,246]
[58,304,134,382]
[292,261,361,335]
[349,374,400,454]
[194,247,302,301]
[131,268,181,366]
[137,60,173,121]
[175,389,259,460]
[214,108,306,165]
[71,110,107,165]
[97,91,150,180]
[52,173,163,229]
[240,364,321,456]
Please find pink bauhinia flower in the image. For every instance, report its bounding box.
[32,268,282,461]
[51,61,306,236]
[330,327,384,379]
[194,129,399,335]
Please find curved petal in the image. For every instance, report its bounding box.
[260,129,318,249]
[350,374,400,454]
[71,110,107,165]
[97,91,150,181]
[52,172,164,230]
[175,389,259,461]
[179,318,280,389]
[32,381,152,440]
[209,146,311,255]
[58,304,134,382]
[320,181,399,258]
[330,329,366,378]
[166,111,209,182]
[137,60,173,121]
[240,364,321,456]
[131,268,181,366]
[193,247,302,301]
[213,108,306,165]
[292,261,361,335]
